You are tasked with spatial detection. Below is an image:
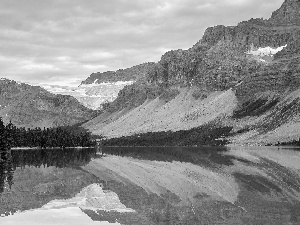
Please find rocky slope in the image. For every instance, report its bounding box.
[85,88,237,138]
[83,0,300,145]
[0,78,94,128]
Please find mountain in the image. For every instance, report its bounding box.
[0,78,94,128]
[42,63,156,110]
[82,0,300,145]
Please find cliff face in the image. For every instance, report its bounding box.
[139,0,300,105]
[84,0,300,145]
[0,79,94,128]
[269,0,300,25]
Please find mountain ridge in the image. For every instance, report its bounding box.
[80,62,155,85]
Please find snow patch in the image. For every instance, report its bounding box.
[80,80,134,88]
[246,44,287,56]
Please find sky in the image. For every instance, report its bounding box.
[0,0,283,86]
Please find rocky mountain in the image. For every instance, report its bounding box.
[0,78,94,128]
[80,62,155,85]
[82,0,300,145]
[269,0,300,25]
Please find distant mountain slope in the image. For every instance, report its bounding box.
[42,81,134,110]
[74,62,155,110]
[0,78,94,128]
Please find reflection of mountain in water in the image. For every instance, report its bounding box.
[1,146,300,224]
[0,148,97,194]
[103,146,234,168]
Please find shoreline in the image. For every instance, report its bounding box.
[10,146,95,150]
[9,144,300,150]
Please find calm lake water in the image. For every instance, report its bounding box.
[0,146,300,224]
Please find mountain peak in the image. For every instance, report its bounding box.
[269,0,300,25]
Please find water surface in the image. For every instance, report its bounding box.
[0,146,300,224]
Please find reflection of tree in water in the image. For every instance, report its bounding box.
[0,117,14,193]
[0,149,14,193]
[0,148,97,194]
[11,148,97,169]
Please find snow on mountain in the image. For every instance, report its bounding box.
[245,44,287,63]
[41,81,134,110]
[246,44,287,56]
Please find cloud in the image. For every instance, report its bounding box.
[82,64,107,70]
[20,61,61,71]
[0,0,284,85]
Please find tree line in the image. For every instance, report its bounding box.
[103,123,233,147]
[0,118,95,148]
[273,139,300,146]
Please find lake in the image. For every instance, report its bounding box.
[0,146,300,224]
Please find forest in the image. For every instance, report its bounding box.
[273,139,300,146]
[0,118,95,148]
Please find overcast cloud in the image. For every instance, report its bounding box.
[0,0,283,86]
